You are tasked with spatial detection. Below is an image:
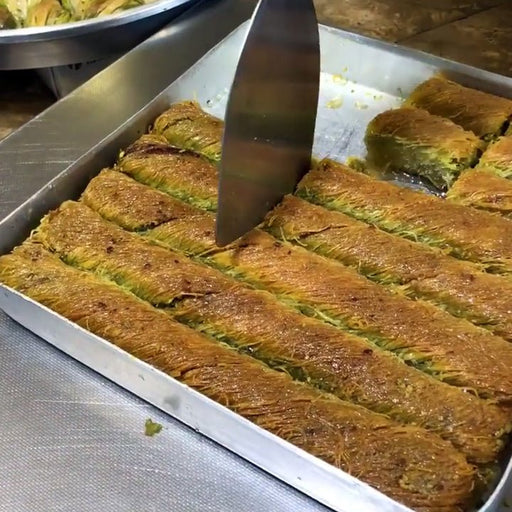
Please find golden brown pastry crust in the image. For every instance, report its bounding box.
[364,107,483,189]
[298,159,512,273]
[34,196,510,463]
[0,242,475,512]
[267,194,512,342]
[406,76,512,139]
[448,167,512,217]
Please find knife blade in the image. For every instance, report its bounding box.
[215,0,320,247]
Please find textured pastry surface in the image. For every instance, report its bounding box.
[448,167,512,217]
[6,99,512,512]
[405,76,512,140]
[364,107,483,189]
[298,159,512,272]
[478,136,512,178]
[43,189,511,463]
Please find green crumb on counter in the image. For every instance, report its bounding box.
[144,418,163,437]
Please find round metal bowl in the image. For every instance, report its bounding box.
[0,0,198,69]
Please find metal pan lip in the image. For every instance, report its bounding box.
[0,0,196,43]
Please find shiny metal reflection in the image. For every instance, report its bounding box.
[216,0,320,246]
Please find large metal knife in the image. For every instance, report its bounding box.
[215,0,320,246]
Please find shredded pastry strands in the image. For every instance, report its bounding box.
[6,90,512,511]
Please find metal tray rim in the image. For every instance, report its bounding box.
[0,0,195,42]
[322,23,512,83]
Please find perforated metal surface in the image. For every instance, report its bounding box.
[0,310,330,512]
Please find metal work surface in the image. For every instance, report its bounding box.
[0,0,199,69]
[2,3,512,511]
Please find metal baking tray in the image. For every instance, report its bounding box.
[0,0,199,70]
[2,19,512,512]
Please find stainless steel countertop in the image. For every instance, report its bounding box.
[0,2,323,510]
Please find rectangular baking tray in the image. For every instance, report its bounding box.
[1,20,512,512]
